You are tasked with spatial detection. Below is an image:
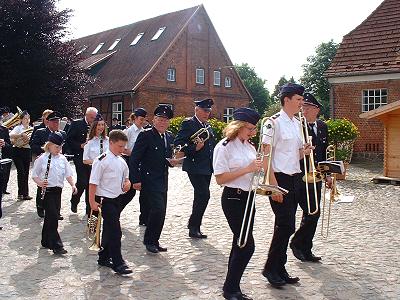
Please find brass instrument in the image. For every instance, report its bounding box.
[190,126,210,144]
[321,145,339,238]
[88,205,103,251]
[11,127,34,147]
[0,141,13,165]
[298,108,319,215]
[3,106,23,129]
[237,117,288,248]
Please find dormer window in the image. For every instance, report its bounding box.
[108,39,121,51]
[130,33,144,46]
[92,42,104,55]
[151,27,166,41]
[76,45,87,55]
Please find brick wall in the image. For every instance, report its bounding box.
[332,79,400,152]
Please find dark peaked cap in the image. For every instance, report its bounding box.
[232,107,260,125]
[48,131,64,146]
[279,83,305,97]
[134,108,147,117]
[194,98,214,110]
[46,111,62,121]
[154,104,173,119]
[303,92,323,108]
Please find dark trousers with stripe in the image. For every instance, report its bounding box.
[12,147,31,197]
[222,187,255,294]
[264,172,302,273]
[41,187,63,250]
[187,173,211,230]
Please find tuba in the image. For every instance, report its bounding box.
[11,127,34,147]
[3,106,23,129]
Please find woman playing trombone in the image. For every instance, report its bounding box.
[213,107,261,300]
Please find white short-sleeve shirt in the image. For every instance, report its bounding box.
[213,137,257,191]
[32,152,73,188]
[125,124,143,151]
[83,136,109,161]
[262,109,303,175]
[89,150,129,199]
[10,124,32,149]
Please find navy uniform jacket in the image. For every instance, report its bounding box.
[174,117,215,175]
[129,127,173,193]
[65,118,90,157]
[300,119,328,172]
[30,128,66,155]
[0,125,12,159]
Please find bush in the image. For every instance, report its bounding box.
[326,118,359,162]
[168,116,185,136]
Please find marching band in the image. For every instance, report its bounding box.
[0,84,340,299]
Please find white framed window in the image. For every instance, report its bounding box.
[196,68,205,84]
[112,102,123,122]
[223,107,234,123]
[167,68,176,82]
[214,70,221,86]
[225,76,232,88]
[151,27,166,41]
[362,89,388,112]
[130,33,144,46]
[108,38,121,51]
[92,42,104,55]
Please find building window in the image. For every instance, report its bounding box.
[130,33,144,46]
[151,27,166,41]
[214,70,221,86]
[196,68,205,84]
[223,107,234,123]
[108,38,121,51]
[92,42,104,55]
[76,45,87,55]
[112,102,123,122]
[225,76,232,88]
[167,68,176,82]
[362,89,388,112]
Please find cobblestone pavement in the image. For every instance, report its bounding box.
[0,161,399,299]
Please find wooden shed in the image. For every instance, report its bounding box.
[359,100,400,182]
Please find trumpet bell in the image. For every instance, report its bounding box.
[88,243,101,251]
[302,172,324,183]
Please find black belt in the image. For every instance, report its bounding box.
[224,186,250,195]
[45,186,62,192]
[275,172,301,177]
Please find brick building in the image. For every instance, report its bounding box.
[325,0,400,156]
[73,5,251,124]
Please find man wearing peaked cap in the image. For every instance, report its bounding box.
[279,83,305,100]
[129,103,179,254]
[46,111,62,121]
[303,92,322,108]
[174,98,216,239]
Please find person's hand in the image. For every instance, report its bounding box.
[41,179,48,188]
[302,143,315,156]
[80,142,87,149]
[122,180,131,192]
[195,140,205,151]
[89,200,100,212]
[247,159,263,173]
[71,185,78,195]
[133,182,141,191]
[0,139,5,147]
[326,176,333,189]
[269,177,283,203]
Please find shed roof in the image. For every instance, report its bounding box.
[359,100,400,119]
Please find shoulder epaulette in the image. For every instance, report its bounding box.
[184,117,191,121]
[222,139,230,146]
[272,113,280,119]
[144,127,152,132]
[98,153,107,161]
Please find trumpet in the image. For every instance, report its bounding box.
[88,200,103,251]
[190,126,210,144]
[298,109,319,215]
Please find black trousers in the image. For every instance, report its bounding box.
[98,195,126,267]
[12,147,31,197]
[138,191,149,224]
[291,181,322,254]
[143,190,167,246]
[71,156,90,213]
[41,187,63,250]
[0,171,3,219]
[264,172,302,273]
[1,159,11,193]
[187,173,211,229]
[222,187,255,294]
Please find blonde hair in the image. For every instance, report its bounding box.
[223,120,247,140]
[42,109,53,120]
[42,141,55,152]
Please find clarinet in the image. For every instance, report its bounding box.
[100,136,103,155]
[41,154,52,200]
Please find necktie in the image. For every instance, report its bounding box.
[309,123,317,136]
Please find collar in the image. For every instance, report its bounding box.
[194,115,205,126]
[131,123,141,131]
[279,109,294,122]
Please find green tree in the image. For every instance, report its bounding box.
[0,0,90,119]
[300,40,339,117]
[235,63,271,115]
[271,76,296,103]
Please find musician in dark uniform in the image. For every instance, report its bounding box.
[0,124,12,229]
[174,98,216,238]
[30,111,66,218]
[31,109,53,137]
[110,117,125,131]
[290,92,332,262]
[65,107,97,214]
[129,104,179,254]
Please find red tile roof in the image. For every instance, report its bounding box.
[73,6,200,96]
[325,0,400,78]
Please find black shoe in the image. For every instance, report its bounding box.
[304,253,322,262]
[37,209,45,218]
[189,228,207,239]
[280,270,300,284]
[291,246,307,261]
[0,226,3,230]
[157,245,167,252]
[23,195,33,200]
[71,203,78,213]
[17,195,23,201]
[262,269,286,287]
[58,215,64,220]
[98,259,113,268]
[223,291,253,300]
[113,264,133,275]
[3,191,10,195]
[145,244,159,254]
[53,248,68,255]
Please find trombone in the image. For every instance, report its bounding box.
[298,108,320,215]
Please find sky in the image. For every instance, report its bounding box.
[57,0,384,91]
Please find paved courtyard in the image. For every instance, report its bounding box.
[0,160,399,299]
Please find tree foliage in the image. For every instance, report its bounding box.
[271,76,296,103]
[235,63,271,115]
[0,0,90,119]
[300,40,339,117]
